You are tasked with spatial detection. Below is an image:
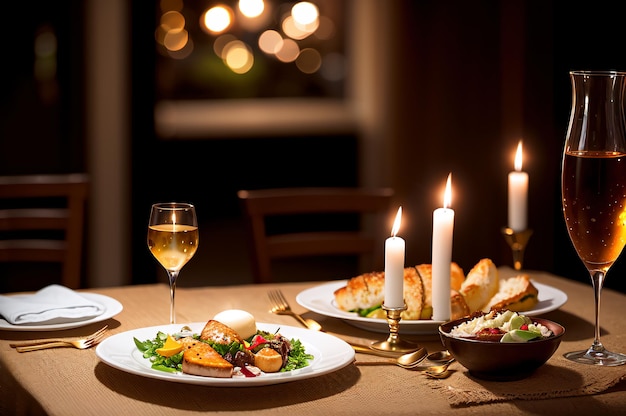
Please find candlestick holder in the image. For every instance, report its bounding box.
[501,227,533,271]
[370,303,420,353]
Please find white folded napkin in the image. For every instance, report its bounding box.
[0,285,105,325]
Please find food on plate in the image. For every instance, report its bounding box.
[133,311,313,378]
[459,258,500,312]
[254,347,284,373]
[155,335,184,357]
[213,309,257,339]
[482,274,538,312]
[333,263,467,320]
[447,310,553,343]
[415,263,466,319]
[200,320,256,367]
[450,290,470,320]
[333,258,540,321]
[182,337,234,378]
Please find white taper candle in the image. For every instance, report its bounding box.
[432,174,454,321]
[384,207,405,309]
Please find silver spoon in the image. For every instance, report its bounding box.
[413,361,453,375]
[352,345,428,368]
[426,350,453,364]
[424,364,452,379]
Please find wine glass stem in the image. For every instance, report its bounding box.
[589,270,606,352]
[167,270,179,324]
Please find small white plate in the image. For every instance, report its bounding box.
[296,281,568,335]
[96,322,355,387]
[0,293,123,331]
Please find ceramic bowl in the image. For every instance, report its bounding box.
[438,314,565,381]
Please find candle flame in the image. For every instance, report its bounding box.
[443,173,452,209]
[514,141,523,171]
[391,206,402,237]
[171,212,177,224]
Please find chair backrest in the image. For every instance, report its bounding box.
[0,174,89,289]
[237,187,394,283]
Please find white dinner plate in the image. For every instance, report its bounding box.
[96,322,355,387]
[0,293,123,332]
[296,280,568,335]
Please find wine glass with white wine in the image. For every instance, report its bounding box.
[561,70,626,366]
[148,202,198,324]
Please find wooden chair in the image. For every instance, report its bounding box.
[0,174,89,290]
[237,187,394,284]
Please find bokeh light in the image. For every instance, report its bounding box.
[155,1,345,84]
[239,0,264,18]
[275,38,299,63]
[222,40,254,74]
[320,52,346,81]
[258,30,283,55]
[163,28,188,52]
[160,0,183,12]
[202,6,233,34]
[282,15,318,40]
[295,48,321,74]
[291,2,319,26]
[161,11,185,31]
[214,34,238,58]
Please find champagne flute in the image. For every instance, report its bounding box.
[561,70,626,366]
[148,202,198,324]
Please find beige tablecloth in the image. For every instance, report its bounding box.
[1,268,625,415]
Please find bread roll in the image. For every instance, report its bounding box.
[402,267,425,319]
[459,258,499,312]
[450,289,470,319]
[414,263,465,319]
[333,263,465,320]
[482,274,539,312]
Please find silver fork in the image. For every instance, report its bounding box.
[10,325,108,352]
[268,290,322,331]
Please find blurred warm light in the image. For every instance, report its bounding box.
[239,0,264,18]
[282,15,317,40]
[291,2,318,26]
[155,25,167,46]
[161,11,185,31]
[214,34,238,58]
[167,37,194,59]
[163,28,189,52]
[161,0,183,12]
[295,48,321,74]
[203,6,233,34]
[320,52,346,81]
[314,15,335,40]
[223,40,254,74]
[258,30,283,54]
[156,0,342,81]
[275,38,299,62]
[156,9,188,52]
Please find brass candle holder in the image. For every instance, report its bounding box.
[370,303,420,353]
[501,227,533,271]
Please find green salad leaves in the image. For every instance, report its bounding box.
[134,331,184,373]
[133,328,313,375]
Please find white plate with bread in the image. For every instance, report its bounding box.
[296,259,568,335]
[96,322,355,386]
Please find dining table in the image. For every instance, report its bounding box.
[1,266,625,415]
